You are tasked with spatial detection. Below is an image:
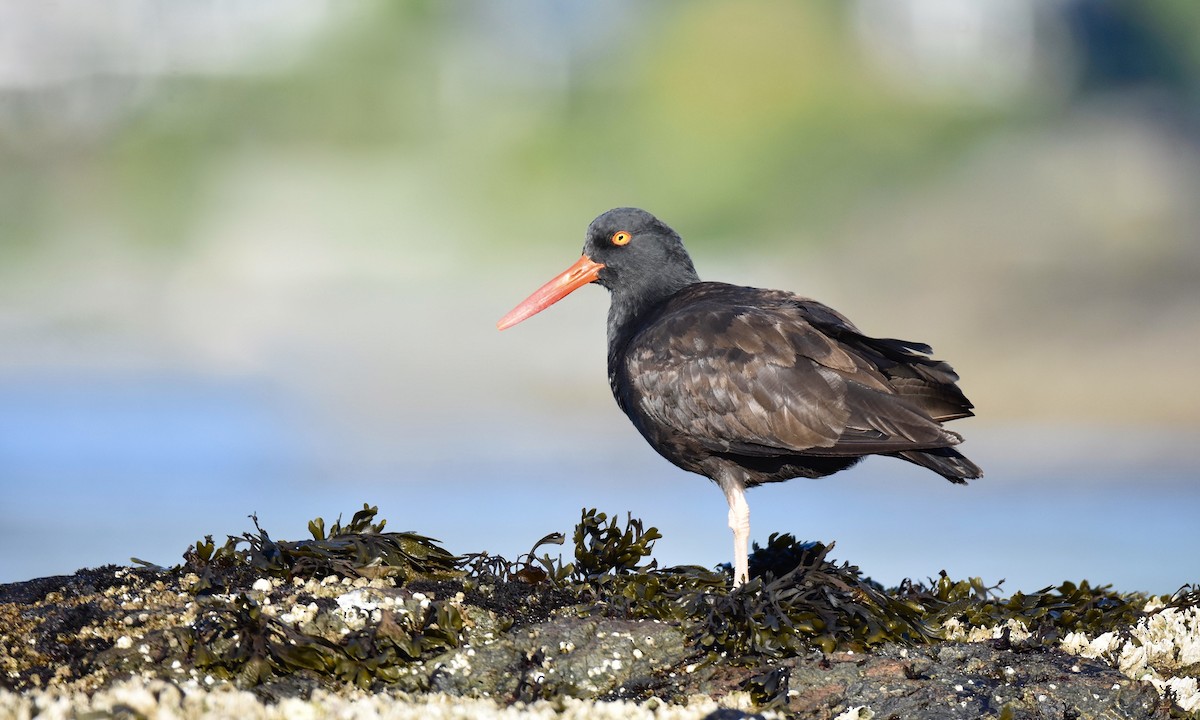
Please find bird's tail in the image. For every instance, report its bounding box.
[895,447,983,484]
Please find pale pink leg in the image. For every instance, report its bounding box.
[719,473,751,586]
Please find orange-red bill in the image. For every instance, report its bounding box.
[497,255,605,330]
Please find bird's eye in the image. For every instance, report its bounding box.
[611,231,631,246]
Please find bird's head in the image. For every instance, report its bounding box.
[498,207,699,330]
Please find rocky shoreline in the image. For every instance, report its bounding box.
[2,507,1196,719]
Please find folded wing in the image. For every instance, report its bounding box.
[623,284,975,460]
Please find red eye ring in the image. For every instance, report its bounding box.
[611,231,631,246]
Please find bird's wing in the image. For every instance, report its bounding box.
[623,291,965,458]
[791,296,975,423]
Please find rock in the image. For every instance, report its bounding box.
[702,709,770,720]
[428,616,687,700]
[1,508,1195,718]
[774,643,1170,719]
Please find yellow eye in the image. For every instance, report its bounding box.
[611,231,631,246]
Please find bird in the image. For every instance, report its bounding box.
[497,207,981,586]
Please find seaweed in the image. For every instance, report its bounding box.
[186,590,465,689]
[457,530,569,585]
[10,503,1189,702]
[682,537,933,659]
[188,593,345,686]
[183,504,461,592]
[511,511,1178,668]
[569,508,662,578]
[742,664,791,711]
[172,505,1200,685]
[911,574,1149,644]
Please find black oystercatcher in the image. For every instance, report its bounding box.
[498,208,981,585]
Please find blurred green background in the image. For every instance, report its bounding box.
[2,0,1198,590]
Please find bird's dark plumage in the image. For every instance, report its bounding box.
[611,282,980,486]
[498,207,981,584]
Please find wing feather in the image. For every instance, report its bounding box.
[621,285,970,459]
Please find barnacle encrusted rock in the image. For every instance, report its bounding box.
[1059,603,1200,712]
[1,506,1196,719]
[426,616,687,700]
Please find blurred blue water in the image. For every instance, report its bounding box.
[1,374,1197,594]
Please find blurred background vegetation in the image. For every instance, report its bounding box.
[2,0,1198,587]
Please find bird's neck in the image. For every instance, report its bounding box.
[605,268,700,360]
